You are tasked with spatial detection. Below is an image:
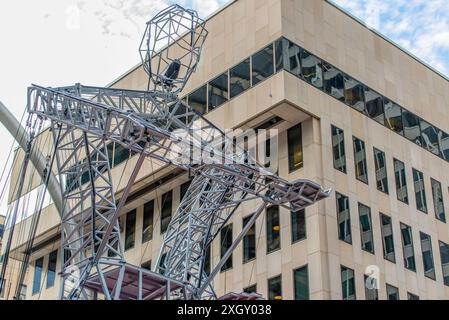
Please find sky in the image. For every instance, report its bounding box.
[0,0,448,216]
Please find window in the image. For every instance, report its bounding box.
[125,209,136,251]
[0,277,4,298]
[180,180,191,201]
[208,72,228,110]
[294,266,309,300]
[0,224,4,238]
[291,209,306,243]
[373,148,388,194]
[341,266,356,300]
[419,232,436,280]
[243,215,256,263]
[204,246,211,275]
[160,190,173,234]
[402,110,422,145]
[400,223,416,271]
[300,49,322,88]
[364,274,378,300]
[353,137,368,184]
[18,284,27,300]
[331,125,346,173]
[412,168,427,213]
[276,38,301,76]
[394,159,408,204]
[266,206,281,253]
[158,253,167,272]
[380,213,395,263]
[287,124,303,172]
[420,120,440,155]
[407,292,419,300]
[344,75,365,113]
[32,257,44,295]
[439,241,449,286]
[244,284,257,294]
[364,87,384,124]
[188,85,207,115]
[113,143,130,167]
[251,45,274,86]
[230,58,250,98]
[142,200,154,243]
[268,275,282,300]
[386,284,399,300]
[46,250,57,289]
[431,178,446,222]
[440,131,449,161]
[323,62,345,101]
[220,224,233,271]
[336,192,352,243]
[384,99,403,134]
[358,203,374,254]
[141,260,151,271]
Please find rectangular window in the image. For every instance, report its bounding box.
[18,284,27,300]
[373,148,388,194]
[266,206,281,253]
[364,87,384,124]
[220,224,233,271]
[407,292,419,300]
[386,284,399,300]
[208,72,228,111]
[230,58,250,98]
[294,266,309,300]
[440,131,449,161]
[141,260,151,271]
[420,120,440,155]
[276,38,301,76]
[384,99,403,135]
[267,275,282,300]
[358,203,374,254]
[353,137,368,184]
[439,241,449,286]
[300,49,323,89]
[180,180,191,201]
[331,125,346,173]
[380,213,395,263]
[394,159,409,204]
[323,62,345,101]
[32,257,44,295]
[341,265,356,300]
[204,245,211,275]
[142,200,154,243]
[336,192,352,244]
[400,223,416,272]
[188,85,207,115]
[419,232,436,280]
[291,209,306,243]
[412,168,427,213]
[46,250,57,289]
[431,178,446,222]
[243,215,256,263]
[287,124,303,172]
[244,284,257,294]
[402,110,422,145]
[0,278,4,298]
[113,143,130,167]
[160,190,173,234]
[252,44,274,86]
[364,274,378,300]
[344,75,365,113]
[125,209,136,251]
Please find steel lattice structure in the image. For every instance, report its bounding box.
[19,4,332,300]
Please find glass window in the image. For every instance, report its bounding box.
[439,241,449,286]
[412,168,427,213]
[419,232,436,280]
[113,143,130,167]
[276,38,301,76]
[141,261,151,271]
[291,209,306,243]
[341,265,356,300]
[323,62,345,102]
[402,110,422,145]
[32,257,44,295]
[431,178,446,222]
[189,85,207,115]
[353,137,368,184]
[344,75,365,112]
[252,44,274,86]
[0,224,4,238]
[384,99,403,135]
[46,250,57,289]
[208,72,228,111]
[294,266,309,300]
[300,49,322,88]
[158,253,167,272]
[287,123,303,172]
[440,131,449,161]
[220,224,233,271]
[142,200,154,243]
[336,192,352,244]
[407,292,419,300]
[364,274,378,300]
[18,284,27,300]
[204,245,211,275]
[386,284,399,300]
[244,284,257,294]
[373,148,388,194]
[243,215,256,263]
[230,58,250,98]
[394,159,408,204]
[160,190,173,234]
[125,209,136,251]
[400,223,416,272]
[332,125,346,173]
[358,203,374,254]
[420,120,440,155]
[180,180,191,201]
[380,213,395,263]
[266,206,281,253]
[268,275,282,300]
[364,87,384,124]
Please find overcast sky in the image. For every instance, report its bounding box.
[0,0,448,216]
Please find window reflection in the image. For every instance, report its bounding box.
[400,223,416,271]
[230,58,250,98]
[300,49,322,88]
[364,87,384,124]
[336,192,352,243]
[323,62,345,102]
[402,110,422,145]
[380,214,395,263]
[384,99,403,134]
[358,203,374,254]
[332,125,346,173]
[394,159,408,204]
[188,85,207,115]
[208,72,228,111]
[344,76,365,112]
[420,232,436,280]
[353,137,368,184]
[277,38,301,77]
[252,45,274,86]
[420,120,440,155]
[431,178,446,222]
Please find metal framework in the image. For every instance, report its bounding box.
[7,4,331,300]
